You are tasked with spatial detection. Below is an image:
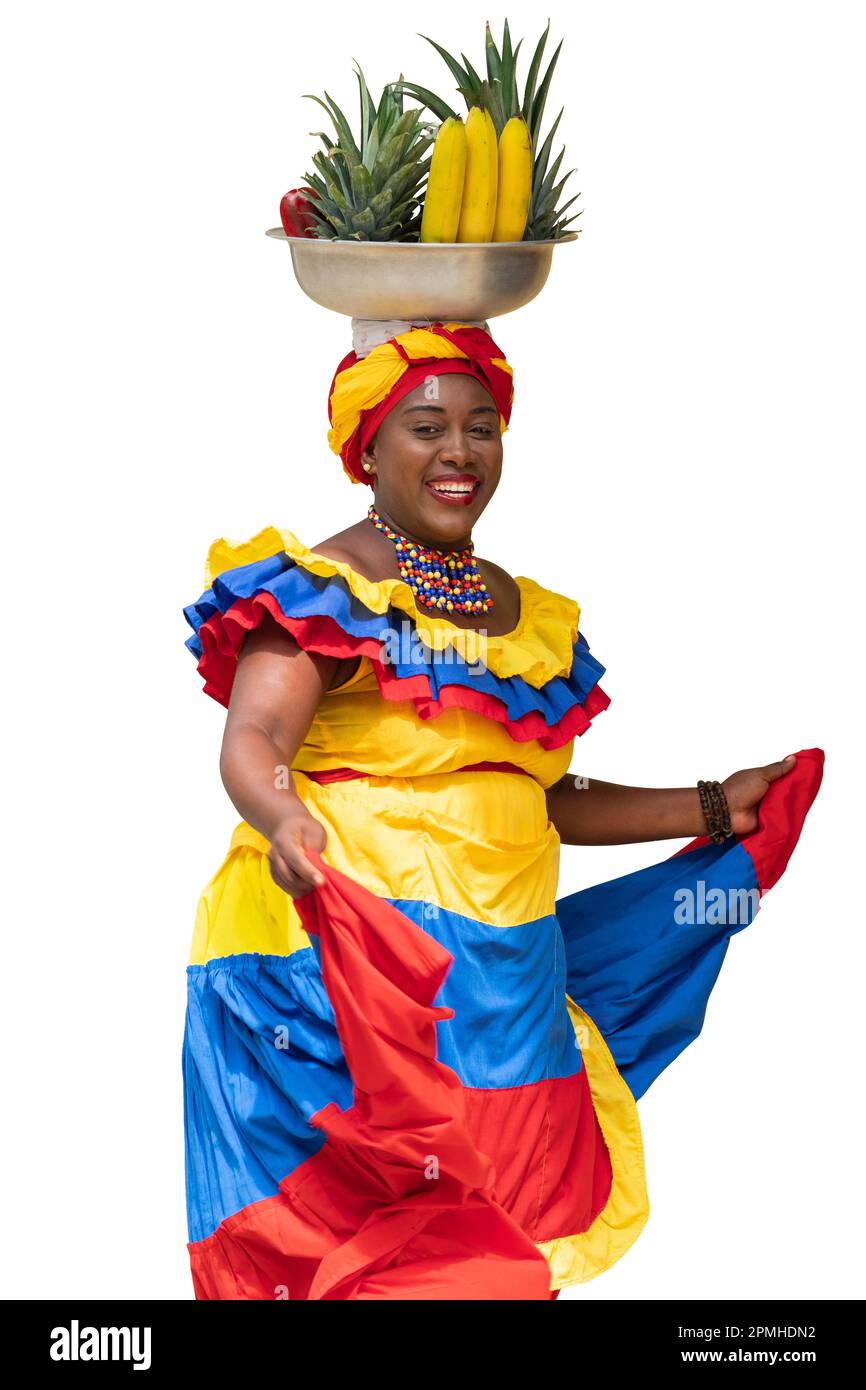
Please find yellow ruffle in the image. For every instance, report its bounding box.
[187,821,312,966]
[538,998,650,1287]
[203,526,581,688]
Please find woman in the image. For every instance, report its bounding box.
[182,321,822,1300]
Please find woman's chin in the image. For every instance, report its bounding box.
[418,489,488,536]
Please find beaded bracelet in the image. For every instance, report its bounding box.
[697,779,734,844]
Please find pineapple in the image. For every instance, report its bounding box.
[400,20,581,241]
[303,66,434,240]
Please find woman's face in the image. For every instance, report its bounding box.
[361,372,504,547]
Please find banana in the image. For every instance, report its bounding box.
[456,106,498,242]
[420,117,468,242]
[492,116,533,242]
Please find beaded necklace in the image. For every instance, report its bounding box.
[367,504,494,615]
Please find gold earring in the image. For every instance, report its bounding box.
[362,461,372,473]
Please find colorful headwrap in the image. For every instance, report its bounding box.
[326,322,514,485]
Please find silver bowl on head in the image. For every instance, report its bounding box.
[265,230,578,320]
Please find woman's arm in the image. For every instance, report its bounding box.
[545,758,797,846]
[219,612,339,896]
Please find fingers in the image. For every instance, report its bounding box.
[268,854,310,898]
[762,755,797,783]
[269,837,325,897]
[266,808,329,898]
[296,823,327,880]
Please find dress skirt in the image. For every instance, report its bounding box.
[182,751,823,1300]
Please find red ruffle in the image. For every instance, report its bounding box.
[195,593,384,706]
[373,665,611,748]
[196,595,608,749]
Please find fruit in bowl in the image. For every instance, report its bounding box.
[279,188,318,238]
[276,20,581,245]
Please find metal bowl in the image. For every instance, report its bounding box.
[265,230,577,319]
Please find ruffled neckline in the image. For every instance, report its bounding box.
[204,526,582,687]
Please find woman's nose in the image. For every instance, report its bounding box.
[437,434,475,466]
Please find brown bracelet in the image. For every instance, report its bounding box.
[697,779,734,844]
[709,781,733,839]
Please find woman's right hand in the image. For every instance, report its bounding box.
[267,802,328,897]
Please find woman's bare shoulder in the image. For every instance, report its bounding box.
[308,522,385,580]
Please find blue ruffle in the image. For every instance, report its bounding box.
[183,552,606,731]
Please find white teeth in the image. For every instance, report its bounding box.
[431,482,475,494]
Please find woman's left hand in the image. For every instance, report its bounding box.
[722,756,797,835]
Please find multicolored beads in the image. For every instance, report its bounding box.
[367,504,494,615]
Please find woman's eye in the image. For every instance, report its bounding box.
[410,422,494,437]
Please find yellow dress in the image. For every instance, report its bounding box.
[180,526,659,1299]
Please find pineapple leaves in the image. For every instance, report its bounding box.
[305,69,432,238]
[484,22,502,86]
[304,91,362,165]
[533,107,564,186]
[420,34,471,91]
[527,38,563,148]
[394,81,457,123]
[353,63,376,155]
[500,21,521,115]
[461,52,485,92]
[522,20,550,133]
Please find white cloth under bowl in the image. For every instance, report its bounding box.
[350,318,490,359]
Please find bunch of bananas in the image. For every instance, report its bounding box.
[420,109,532,243]
[409,19,580,243]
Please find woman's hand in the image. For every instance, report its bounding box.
[268,801,328,897]
[722,756,797,835]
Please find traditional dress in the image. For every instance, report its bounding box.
[181,324,822,1300]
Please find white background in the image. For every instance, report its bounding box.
[2,0,862,1301]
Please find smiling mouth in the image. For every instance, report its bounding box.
[425,477,481,505]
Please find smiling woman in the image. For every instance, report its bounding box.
[181,319,822,1301]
